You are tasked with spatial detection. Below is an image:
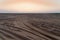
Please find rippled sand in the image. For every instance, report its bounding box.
[0,13,60,40]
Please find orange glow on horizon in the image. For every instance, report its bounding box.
[0,0,60,12]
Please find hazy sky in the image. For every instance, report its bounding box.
[0,0,60,13]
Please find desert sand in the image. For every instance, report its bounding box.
[0,13,60,40]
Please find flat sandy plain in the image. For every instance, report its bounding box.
[0,13,60,40]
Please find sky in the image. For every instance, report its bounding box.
[0,0,60,13]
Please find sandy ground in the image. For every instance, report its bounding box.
[0,13,60,40]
